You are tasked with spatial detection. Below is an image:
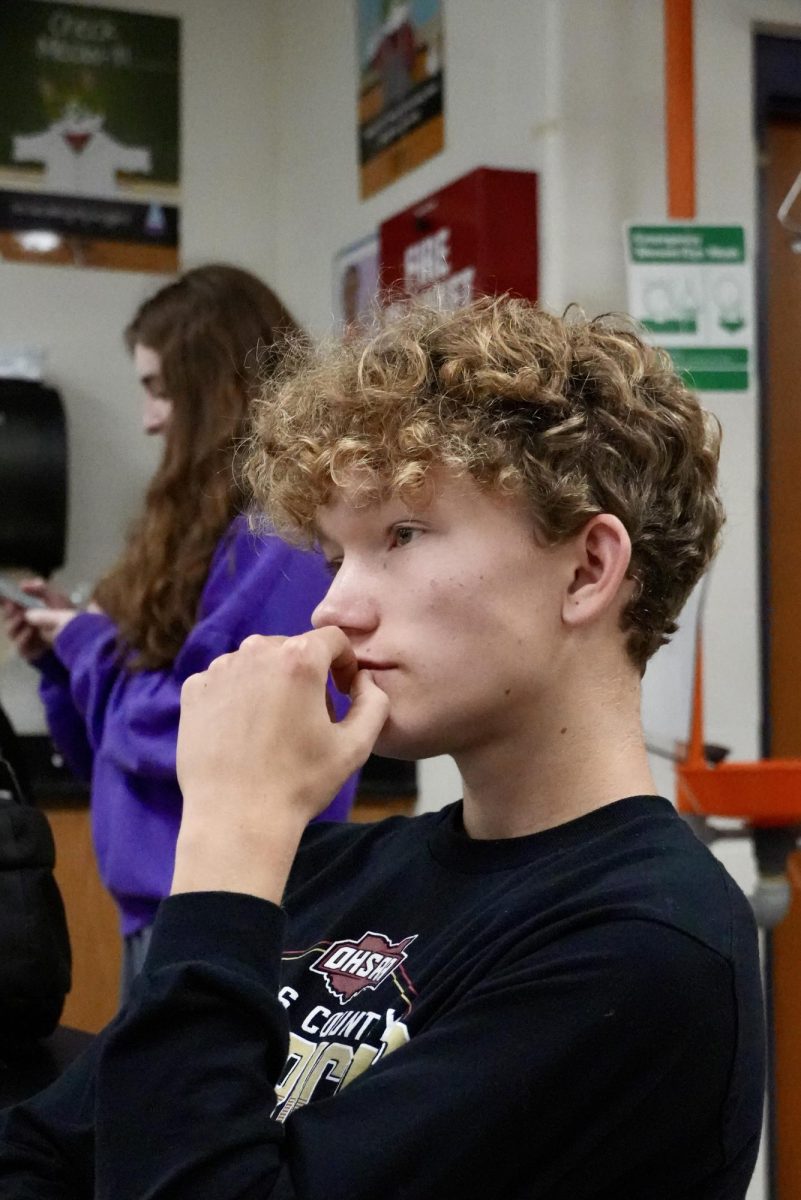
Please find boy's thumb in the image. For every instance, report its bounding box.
[340,670,390,762]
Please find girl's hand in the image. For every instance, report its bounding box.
[1,579,76,663]
[21,579,73,609]
[23,607,79,646]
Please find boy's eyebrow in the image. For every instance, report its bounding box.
[313,492,422,551]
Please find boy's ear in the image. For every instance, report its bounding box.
[562,514,633,629]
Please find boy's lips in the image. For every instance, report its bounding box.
[357,660,396,672]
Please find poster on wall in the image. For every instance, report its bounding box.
[332,234,380,334]
[357,0,444,200]
[625,224,752,391]
[0,1,180,274]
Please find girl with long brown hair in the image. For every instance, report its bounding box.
[2,264,356,994]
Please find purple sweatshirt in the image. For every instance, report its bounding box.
[37,518,357,937]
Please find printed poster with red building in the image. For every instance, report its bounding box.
[357,0,444,199]
[0,1,180,273]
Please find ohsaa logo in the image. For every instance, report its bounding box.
[311,931,417,1004]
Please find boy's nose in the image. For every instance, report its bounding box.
[312,565,377,634]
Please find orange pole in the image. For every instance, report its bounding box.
[677,631,704,813]
[687,632,705,766]
[664,0,696,219]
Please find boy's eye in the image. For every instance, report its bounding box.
[392,525,420,547]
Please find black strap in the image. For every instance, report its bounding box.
[0,702,33,805]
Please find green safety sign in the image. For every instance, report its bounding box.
[625,224,752,391]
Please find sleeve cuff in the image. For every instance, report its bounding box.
[146,891,288,988]
[54,611,117,668]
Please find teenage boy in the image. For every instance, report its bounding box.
[0,298,764,1199]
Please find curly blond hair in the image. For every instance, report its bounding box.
[245,295,723,668]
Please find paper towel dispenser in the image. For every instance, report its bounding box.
[0,378,67,575]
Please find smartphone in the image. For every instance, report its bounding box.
[0,575,40,609]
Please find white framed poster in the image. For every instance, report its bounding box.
[357,0,444,199]
[333,234,380,335]
[0,1,180,273]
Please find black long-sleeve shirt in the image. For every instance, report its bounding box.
[0,796,765,1198]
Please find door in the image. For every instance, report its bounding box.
[761,112,801,1200]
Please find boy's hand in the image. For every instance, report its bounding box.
[171,628,389,903]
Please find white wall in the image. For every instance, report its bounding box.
[267,0,554,333]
